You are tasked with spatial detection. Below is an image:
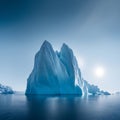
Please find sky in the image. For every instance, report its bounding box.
[0,0,120,93]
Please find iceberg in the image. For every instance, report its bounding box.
[26,40,87,95]
[84,80,110,95]
[25,40,110,96]
[0,83,14,94]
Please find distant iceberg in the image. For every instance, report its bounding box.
[25,40,110,96]
[0,83,14,94]
[84,80,110,95]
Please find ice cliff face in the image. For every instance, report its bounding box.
[26,40,88,95]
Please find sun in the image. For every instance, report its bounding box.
[94,66,105,78]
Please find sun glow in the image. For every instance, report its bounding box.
[94,66,105,78]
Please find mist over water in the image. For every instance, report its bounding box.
[0,94,120,120]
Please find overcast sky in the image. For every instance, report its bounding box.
[0,0,120,93]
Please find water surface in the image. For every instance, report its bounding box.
[0,94,120,120]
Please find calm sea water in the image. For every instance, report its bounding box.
[0,94,120,120]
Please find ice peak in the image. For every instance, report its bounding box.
[42,40,52,47]
[40,40,54,52]
[60,43,73,57]
[61,43,70,50]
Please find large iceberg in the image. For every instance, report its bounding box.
[25,40,110,96]
[26,40,87,95]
